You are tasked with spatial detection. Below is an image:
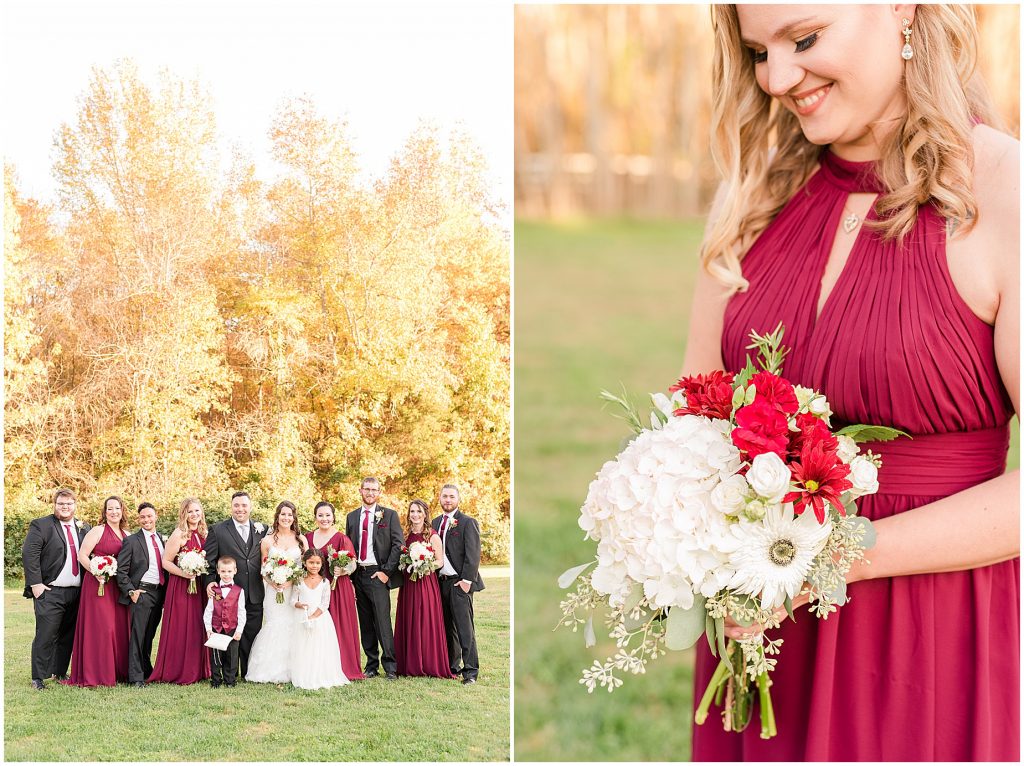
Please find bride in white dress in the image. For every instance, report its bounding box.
[245,501,305,683]
[290,548,348,690]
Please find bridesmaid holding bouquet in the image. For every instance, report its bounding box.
[305,501,364,680]
[394,499,455,678]
[149,498,210,684]
[64,496,130,686]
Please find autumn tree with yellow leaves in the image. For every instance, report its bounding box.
[4,62,510,571]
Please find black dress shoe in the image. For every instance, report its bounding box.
[462,676,477,685]
[225,682,236,688]
[30,679,45,690]
[54,674,70,681]
[210,681,221,688]
[385,671,397,681]
[364,670,379,678]
[132,681,146,688]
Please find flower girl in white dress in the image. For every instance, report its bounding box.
[290,548,348,690]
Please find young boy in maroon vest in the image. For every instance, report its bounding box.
[203,556,247,687]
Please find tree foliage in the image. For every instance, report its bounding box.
[4,63,510,572]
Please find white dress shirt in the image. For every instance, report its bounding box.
[438,512,458,577]
[356,505,378,565]
[51,521,83,587]
[234,520,250,544]
[203,583,248,635]
[141,531,164,585]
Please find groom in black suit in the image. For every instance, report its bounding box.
[346,476,404,679]
[204,491,267,676]
[115,503,167,686]
[432,483,485,684]
[21,488,90,689]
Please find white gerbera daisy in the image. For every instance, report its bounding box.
[724,503,832,611]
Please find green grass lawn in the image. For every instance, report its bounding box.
[512,218,1021,761]
[5,569,509,761]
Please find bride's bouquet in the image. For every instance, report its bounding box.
[400,541,440,581]
[326,546,355,590]
[261,549,301,604]
[177,549,208,595]
[89,555,117,596]
[557,325,903,739]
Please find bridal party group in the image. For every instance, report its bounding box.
[22,478,484,691]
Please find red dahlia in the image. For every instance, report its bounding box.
[783,441,853,524]
[788,412,838,457]
[670,371,736,420]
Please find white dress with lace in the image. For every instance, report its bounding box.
[288,578,349,690]
[244,544,301,683]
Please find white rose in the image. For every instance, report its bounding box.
[836,435,859,464]
[710,474,750,515]
[808,395,832,422]
[848,455,879,497]
[746,452,791,503]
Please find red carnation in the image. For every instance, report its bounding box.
[788,412,838,457]
[277,558,287,566]
[750,371,800,416]
[670,371,736,420]
[731,400,790,459]
[783,441,853,523]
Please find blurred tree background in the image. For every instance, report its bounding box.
[4,61,510,573]
[515,4,1019,219]
[514,5,1019,760]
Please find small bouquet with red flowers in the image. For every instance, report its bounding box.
[326,545,355,590]
[89,555,117,596]
[400,541,440,581]
[260,546,301,603]
[557,325,904,738]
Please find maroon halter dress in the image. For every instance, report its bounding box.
[692,149,1019,761]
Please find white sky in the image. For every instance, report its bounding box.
[1,0,511,213]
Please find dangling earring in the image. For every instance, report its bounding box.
[901,18,914,60]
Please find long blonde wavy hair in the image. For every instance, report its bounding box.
[176,497,208,539]
[703,4,1002,292]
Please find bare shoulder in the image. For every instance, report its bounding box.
[972,124,1019,229]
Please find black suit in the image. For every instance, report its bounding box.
[432,509,485,681]
[203,518,267,675]
[21,514,90,681]
[115,530,167,682]
[346,505,404,675]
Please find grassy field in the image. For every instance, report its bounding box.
[512,218,1020,761]
[5,569,509,762]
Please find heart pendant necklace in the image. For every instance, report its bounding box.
[842,210,860,234]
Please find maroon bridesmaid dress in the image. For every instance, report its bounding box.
[148,530,211,684]
[65,524,130,686]
[692,149,1019,761]
[305,530,364,680]
[394,531,456,678]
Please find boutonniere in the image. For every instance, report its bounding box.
[253,522,266,534]
[374,510,383,524]
[450,518,460,531]
[74,519,84,530]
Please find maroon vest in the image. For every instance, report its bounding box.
[211,584,242,633]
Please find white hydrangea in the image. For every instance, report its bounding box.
[579,415,742,609]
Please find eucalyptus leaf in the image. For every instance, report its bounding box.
[623,581,644,613]
[557,561,595,589]
[705,613,718,657]
[826,578,848,607]
[623,604,656,631]
[835,424,911,443]
[583,615,597,648]
[665,595,707,651]
[849,515,877,549]
[715,617,732,672]
[784,595,796,623]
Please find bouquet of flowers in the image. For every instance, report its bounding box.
[177,549,208,595]
[400,541,440,581]
[557,325,903,739]
[90,555,117,596]
[326,546,355,590]
[261,549,301,604]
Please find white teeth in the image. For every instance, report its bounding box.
[794,86,828,109]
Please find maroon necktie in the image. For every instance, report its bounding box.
[64,524,79,576]
[360,510,370,561]
[150,534,165,585]
[438,515,448,540]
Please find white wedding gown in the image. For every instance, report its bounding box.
[245,544,301,684]
[289,578,349,690]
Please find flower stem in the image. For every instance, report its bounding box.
[694,657,730,725]
[757,670,777,739]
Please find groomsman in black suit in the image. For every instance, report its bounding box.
[21,488,90,689]
[203,491,267,676]
[115,503,167,687]
[346,477,404,680]
[433,483,485,684]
